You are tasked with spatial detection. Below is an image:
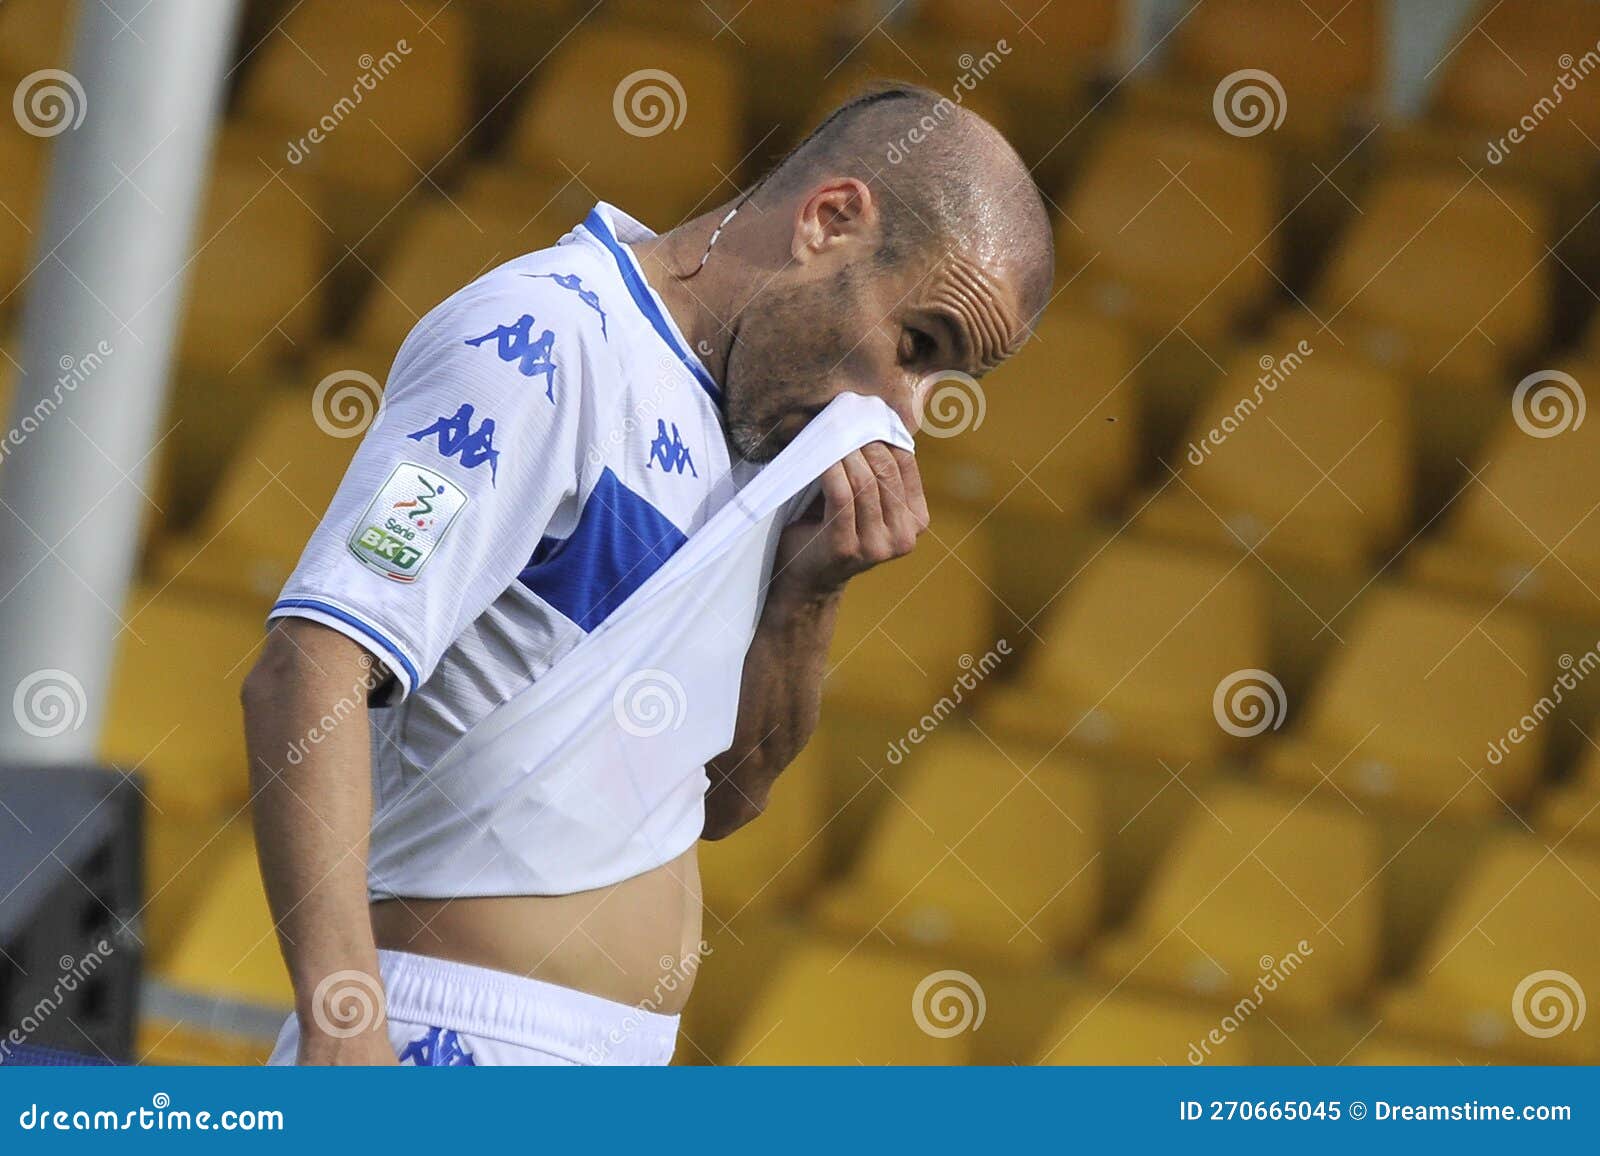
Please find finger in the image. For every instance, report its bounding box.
[860,442,913,551]
[817,460,852,523]
[890,446,930,533]
[840,450,881,547]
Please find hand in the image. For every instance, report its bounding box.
[773,442,929,599]
[296,1022,398,1066]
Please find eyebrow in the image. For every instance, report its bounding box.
[920,307,975,369]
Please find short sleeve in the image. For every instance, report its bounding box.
[269,272,594,697]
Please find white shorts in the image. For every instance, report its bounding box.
[266,949,680,1066]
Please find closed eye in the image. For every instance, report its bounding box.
[900,326,939,365]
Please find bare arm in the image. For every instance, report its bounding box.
[703,443,927,839]
[241,618,396,1064]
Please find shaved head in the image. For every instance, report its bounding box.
[756,84,1055,326]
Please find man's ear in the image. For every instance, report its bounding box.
[792,177,876,263]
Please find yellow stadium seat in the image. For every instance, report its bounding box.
[1408,361,1600,623]
[99,585,263,818]
[698,737,828,919]
[916,305,1137,521]
[1260,586,1547,817]
[174,128,325,377]
[918,0,1120,67]
[1425,0,1600,194]
[0,0,76,79]
[813,728,1101,966]
[151,347,379,607]
[1058,117,1277,341]
[352,166,595,354]
[154,824,294,1010]
[1139,341,1410,570]
[1380,832,1600,1063]
[1312,170,1549,393]
[1124,0,1378,153]
[235,0,470,246]
[726,939,979,1064]
[1036,989,1252,1065]
[143,812,250,969]
[0,126,44,315]
[504,25,739,232]
[979,537,1269,765]
[1345,1034,1497,1066]
[1092,783,1381,1010]
[824,502,999,717]
[675,915,808,1064]
[1539,731,1600,851]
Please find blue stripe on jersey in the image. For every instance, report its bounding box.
[580,208,723,408]
[270,598,422,691]
[518,467,688,632]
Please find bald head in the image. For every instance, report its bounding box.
[755,84,1055,327]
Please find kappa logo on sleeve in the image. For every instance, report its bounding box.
[348,463,470,583]
[464,314,559,402]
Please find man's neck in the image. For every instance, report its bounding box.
[630,210,737,387]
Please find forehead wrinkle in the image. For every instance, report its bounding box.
[922,254,1027,373]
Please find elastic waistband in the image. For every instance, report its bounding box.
[378,949,679,1066]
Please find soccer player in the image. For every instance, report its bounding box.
[244,85,1053,1065]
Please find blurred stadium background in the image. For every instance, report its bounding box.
[1,0,1599,1065]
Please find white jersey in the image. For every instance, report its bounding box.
[270,202,759,898]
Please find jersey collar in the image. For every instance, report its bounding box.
[577,202,723,409]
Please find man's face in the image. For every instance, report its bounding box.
[719,242,1029,463]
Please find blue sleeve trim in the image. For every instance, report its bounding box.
[269,598,422,693]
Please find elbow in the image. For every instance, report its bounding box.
[701,785,765,842]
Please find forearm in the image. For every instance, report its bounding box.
[242,625,388,1053]
[703,584,840,839]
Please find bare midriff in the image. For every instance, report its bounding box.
[369,845,703,1014]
